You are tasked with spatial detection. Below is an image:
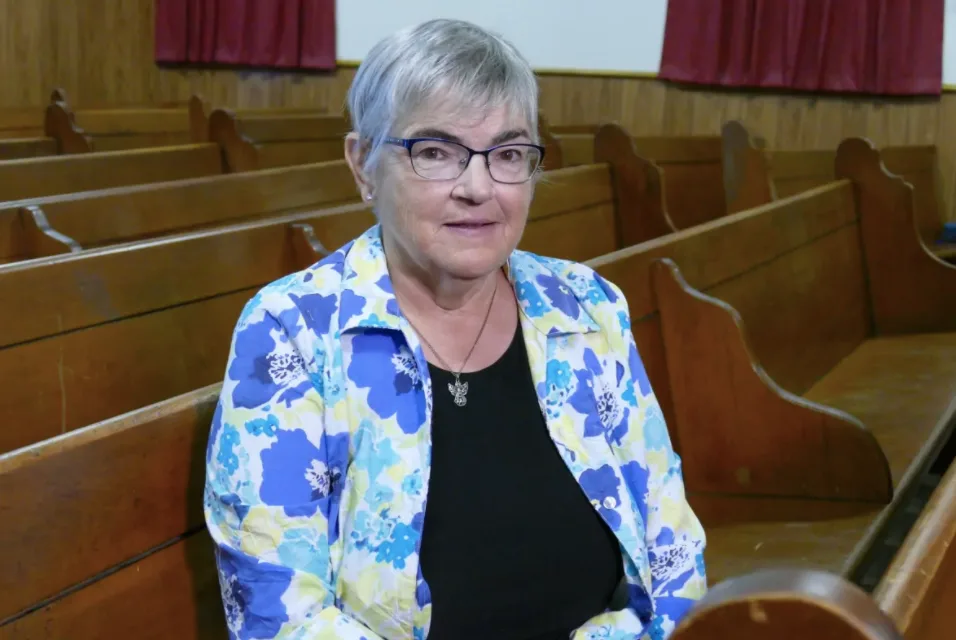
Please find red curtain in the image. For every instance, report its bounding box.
[658,0,944,96]
[154,0,336,71]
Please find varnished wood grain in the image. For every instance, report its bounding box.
[0,143,223,202]
[0,160,360,261]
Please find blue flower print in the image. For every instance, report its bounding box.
[644,403,671,451]
[339,289,366,328]
[579,464,622,530]
[592,273,619,304]
[375,521,419,569]
[245,414,278,437]
[229,314,304,409]
[259,429,350,528]
[629,342,652,397]
[290,292,337,337]
[568,349,630,444]
[620,460,651,525]
[274,307,303,341]
[217,545,293,640]
[516,280,548,317]
[649,527,698,597]
[217,424,242,475]
[402,470,424,496]
[348,332,425,434]
[547,359,573,390]
[276,529,330,581]
[617,310,631,332]
[536,273,582,319]
[207,400,224,464]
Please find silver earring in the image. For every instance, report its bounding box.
[365,193,373,201]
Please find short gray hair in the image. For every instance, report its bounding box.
[347,19,539,172]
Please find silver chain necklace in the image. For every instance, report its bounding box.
[401,278,498,408]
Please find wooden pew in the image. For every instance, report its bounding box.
[0,155,641,633]
[0,143,224,202]
[874,460,956,639]
[723,120,953,259]
[674,569,904,640]
[208,109,350,172]
[0,136,58,160]
[44,99,198,153]
[0,160,359,263]
[0,106,46,140]
[0,155,641,455]
[6,140,943,637]
[186,95,328,142]
[546,122,731,232]
[585,136,956,617]
[0,386,906,639]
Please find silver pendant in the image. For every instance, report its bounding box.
[448,374,469,407]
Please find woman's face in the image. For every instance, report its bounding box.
[350,105,536,283]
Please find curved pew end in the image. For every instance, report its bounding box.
[874,460,956,640]
[207,108,256,173]
[43,101,92,154]
[836,137,956,335]
[539,127,564,172]
[49,87,68,104]
[674,569,903,640]
[17,205,82,257]
[594,123,677,246]
[650,257,893,504]
[721,120,775,213]
[289,221,331,270]
[187,94,209,142]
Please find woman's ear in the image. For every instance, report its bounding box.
[344,133,375,201]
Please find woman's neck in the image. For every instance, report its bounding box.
[384,235,501,318]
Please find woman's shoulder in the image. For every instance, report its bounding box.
[510,249,630,319]
[233,241,356,338]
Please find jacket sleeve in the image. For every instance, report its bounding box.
[572,278,708,640]
[204,296,383,640]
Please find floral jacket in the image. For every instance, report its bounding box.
[204,225,707,640]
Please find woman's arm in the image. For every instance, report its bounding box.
[572,277,707,640]
[205,299,383,640]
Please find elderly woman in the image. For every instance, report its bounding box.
[205,18,706,640]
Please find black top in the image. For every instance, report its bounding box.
[418,321,624,640]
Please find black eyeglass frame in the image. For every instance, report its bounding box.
[383,136,546,184]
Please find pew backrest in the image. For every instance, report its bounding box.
[0,143,223,202]
[0,158,635,454]
[208,109,350,172]
[44,100,198,153]
[0,160,360,262]
[0,136,57,161]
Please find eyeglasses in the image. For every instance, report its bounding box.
[384,137,545,184]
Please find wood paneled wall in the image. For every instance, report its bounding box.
[2,0,954,218]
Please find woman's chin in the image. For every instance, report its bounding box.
[434,248,510,281]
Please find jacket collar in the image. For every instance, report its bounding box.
[337,225,600,337]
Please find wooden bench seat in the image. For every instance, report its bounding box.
[0,160,359,262]
[208,109,350,172]
[0,143,224,202]
[581,137,956,614]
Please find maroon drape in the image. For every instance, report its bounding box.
[658,0,944,96]
[154,0,336,71]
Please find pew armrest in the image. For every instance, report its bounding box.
[674,569,904,640]
[651,257,892,505]
[289,222,329,270]
[16,205,82,258]
[837,138,956,334]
